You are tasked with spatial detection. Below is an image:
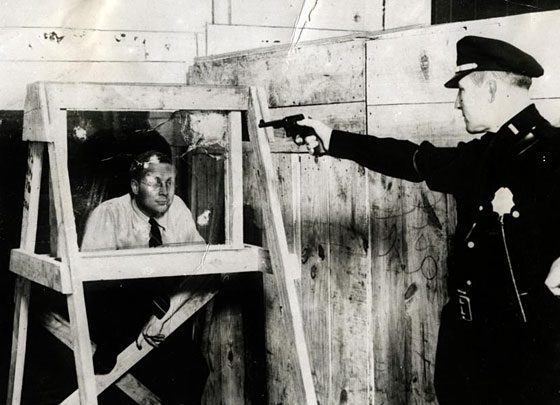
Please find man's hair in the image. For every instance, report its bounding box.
[469,71,532,89]
[129,150,173,181]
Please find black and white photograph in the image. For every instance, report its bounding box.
[2,1,560,404]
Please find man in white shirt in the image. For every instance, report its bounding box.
[82,150,210,404]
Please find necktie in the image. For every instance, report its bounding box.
[149,217,162,247]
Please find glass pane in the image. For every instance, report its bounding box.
[66,110,228,252]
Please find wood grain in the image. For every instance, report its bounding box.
[189,38,366,108]
[367,10,560,105]
[299,154,331,403]
[206,24,359,55]
[328,158,372,404]
[369,173,410,404]
[0,27,198,62]
[0,61,191,110]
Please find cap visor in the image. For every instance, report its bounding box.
[444,70,471,88]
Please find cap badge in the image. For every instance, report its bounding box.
[455,62,478,73]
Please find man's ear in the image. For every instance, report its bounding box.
[131,179,139,196]
[488,79,497,103]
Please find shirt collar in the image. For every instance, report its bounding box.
[131,195,167,231]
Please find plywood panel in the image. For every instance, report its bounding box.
[0,0,212,32]
[230,0,303,27]
[328,158,372,404]
[367,99,560,147]
[299,155,331,403]
[367,103,470,145]
[401,182,448,404]
[206,24,359,56]
[367,10,560,105]
[0,28,198,62]
[230,0,383,31]
[384,0,431,29]
[263,153,305,404]
[0,61,189,110]
[189,38,366,107]
[370,174,410,404]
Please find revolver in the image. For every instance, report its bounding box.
[258,114,323,153]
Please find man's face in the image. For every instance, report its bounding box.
[131,162,175,218]
[455,73,494,134]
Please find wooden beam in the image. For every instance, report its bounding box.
[48,139,98,404]
[247,86,317,404]
[78,244,271,281]
[39,311,162,405]
[7,278,31,405]
[7,143,44,405]
[225,111,244,248]
[22,82,250,142]
[60,281,219,405]
[0,61,192,110]
[10,250,72,293]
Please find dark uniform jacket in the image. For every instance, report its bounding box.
[329,104,560,404]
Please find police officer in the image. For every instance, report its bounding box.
[299,36,560,404]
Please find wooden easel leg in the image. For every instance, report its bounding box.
[66,283,98,405]
[6,276,31,405]
[247,87,318,404]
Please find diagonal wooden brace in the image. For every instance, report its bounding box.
[40,280,218,405]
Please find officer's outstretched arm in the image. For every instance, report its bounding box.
[297,118,333,155]
[545,257,560,296]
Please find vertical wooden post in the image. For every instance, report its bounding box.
[7,143,44,405]
[225,111,244,248]
[247,86,317,404]
[48,135,97,404]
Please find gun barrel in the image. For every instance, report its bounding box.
[258,114,305,128]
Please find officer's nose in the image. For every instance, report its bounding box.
[454,92,462,110]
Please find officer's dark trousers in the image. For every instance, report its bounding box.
[434,302,560,405]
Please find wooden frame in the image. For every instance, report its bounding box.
[8,81,316,405]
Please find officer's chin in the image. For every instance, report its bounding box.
[465,124,487,135]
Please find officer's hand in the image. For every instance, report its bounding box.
[545,257,560,296]
[297,118,333,155]
[136,315,170,349]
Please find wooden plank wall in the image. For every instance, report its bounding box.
[205,0,431,56]
[189,36,375,405]
[364,9,560,405]
[0,27,199,110]
[190,9,560,404]
[0,0,208,110]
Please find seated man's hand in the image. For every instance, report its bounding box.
[296,118,333,155]
[136,315,170,349]
[545,257,560,296]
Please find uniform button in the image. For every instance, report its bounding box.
[467,241,475,248]
[512,210,520,218]
[466,280,472,286]
[478,205,484,211]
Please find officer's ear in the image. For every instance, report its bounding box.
[487,79,497,103]
[131,179,140,196]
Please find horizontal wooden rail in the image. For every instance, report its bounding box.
[10,249,72,293]
[79,244,270,281]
